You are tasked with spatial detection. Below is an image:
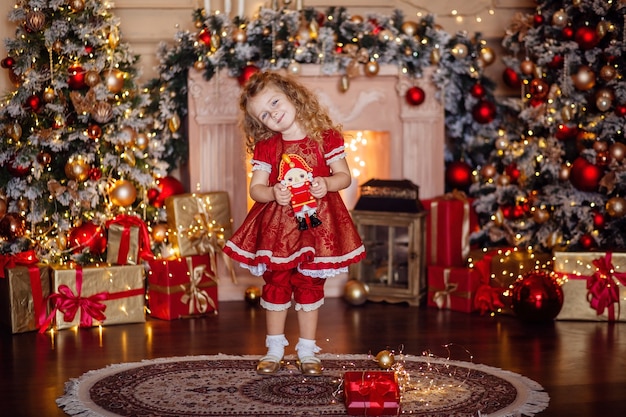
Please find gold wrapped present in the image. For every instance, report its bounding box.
[553,251,626,322]
[0,263,50,334]
[105,214,154,265]
[49,264,145,330]
[165,192,233,258]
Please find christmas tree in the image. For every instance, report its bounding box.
[470,0,626,252]
[0,0,170,264]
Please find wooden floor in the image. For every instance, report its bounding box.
[1,297,625,416]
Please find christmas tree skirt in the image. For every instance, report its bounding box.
[57,354,549,416]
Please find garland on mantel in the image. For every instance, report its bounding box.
[145,6,503,177]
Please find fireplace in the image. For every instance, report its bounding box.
[186,65,444,299]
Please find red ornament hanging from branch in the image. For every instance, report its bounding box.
[405,86,425,106]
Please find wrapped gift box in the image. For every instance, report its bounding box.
[422,194,478,267]
[146,254,218,320]
[165,192,233,257]
[427,265,481,313]
[0,264,50,334]
[106,214,154,265]
[344,371,400,416]
[49,264,145,330]
[554,251,626,322]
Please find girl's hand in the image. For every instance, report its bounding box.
[273,183,292,206]
[310,177,328,199]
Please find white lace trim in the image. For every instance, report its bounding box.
[260,299,292,311]
[295,298,325,312]
[298,266,348,278]
[251,159,271,173]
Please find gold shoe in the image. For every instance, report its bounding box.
[298,356,322,376]
[256,355,281,375]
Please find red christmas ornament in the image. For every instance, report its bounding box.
[88,167,102,181]
[569,157,602,192]
[469,83,486,98]
[7,158,31,177]
[533,14,544,27]
[575,26,599,50]
[511,271,563,322]
[562,26,574,39]
[0,213,27,240]
[547,55,564,69]
[405,86,425,106]
[1,56,15,68]
[197,28,211,46]
[615,104,626,117]
[592,210,606,229]
[502,67,521,89]
[445,160,473,191]
[68,222,107,254]
[505,163,521,183]
[148,176,186,207]
[237,65,260,86]
[25,95,42,112]
[472,100,496,124]
[579,233,595,250]
[68,64,86,90]
[84,45,94,55]
[555,124,578,141]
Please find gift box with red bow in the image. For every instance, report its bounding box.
[146,254,218,320]
[422,193,478,267]
[554,251,626,322]
[47,264,145,331]
[344,371,400,416]
[427,265,482,313]
[105,214,154,265]
[0,251,50,334]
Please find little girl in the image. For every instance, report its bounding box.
[223,71,366,375]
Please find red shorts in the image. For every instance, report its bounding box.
[261,269,325,311]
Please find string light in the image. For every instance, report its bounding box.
[402,0,497,25]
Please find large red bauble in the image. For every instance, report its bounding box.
[533,14,544,27]
[555,123,579,140]
[197,28,211,46]
[569,157,602,192]
[547,55,564,69]
[405,86,425,106]
[68,222,107,254]
[25,95,42,112]
[615,104,626,117]
[7,158,31,177]
[562,26,574,39]
[592,210,606,229]
[579,233,595,250]
[469,83,486,98]
[148,176,186,207]
[505,162,521,183]
[472,100,496,124]
[511,271,563,322]
[575,27,599,50]
[502,67,521,89]
[0,213,27,240]
[237,65,260,86]
[1,56,15,68]
[68,65,86,89]
[445,160,473,191]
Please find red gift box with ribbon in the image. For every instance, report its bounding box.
[0,251,50,334]
[422,193,478,267]
[105,214,154,265]
[427,265,482,313]
[554,251,626,322]
[46,264,145,331]
[146,254,218,320]
[344,371,400,416]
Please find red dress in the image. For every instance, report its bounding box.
[223,130,366,278]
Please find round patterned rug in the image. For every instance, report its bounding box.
[57,354,549,416]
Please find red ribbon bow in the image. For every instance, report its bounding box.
[356,373,397,412]
[474,284,505,315]
[588,253,626,321]
[106,214,154,262]
[0,250,38,278]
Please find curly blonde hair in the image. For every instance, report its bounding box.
[239,71,341,154]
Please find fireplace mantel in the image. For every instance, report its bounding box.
[187,65,445,229]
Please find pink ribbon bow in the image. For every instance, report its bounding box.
[589,253,626,321]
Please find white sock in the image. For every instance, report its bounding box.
[265,334,288,359]
[295,338,321,360]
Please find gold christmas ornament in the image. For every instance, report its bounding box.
[232,27,247,43]
[375,350,395,370]
[558,164,570,181]
[346,59,360,78]
[87,124,102,140]
[451,43,468,59]
[430,47,441,65]
[364,60,379,77]
[210,33,221,51]
[343,279,368,305]
[378,29,393,43]
[401,21,419,36]
[593,141,608,153]
[64,155,90,182]
[532,207,550,224]
[121,126,138,146]
[599,65,617,81]
[496,174,511,186]
[193,59,206,71]
[91,101,113,123]
[69,0,85,13]
[244,286,262,306]
[596,21,609,39]
[7,123,22,141]
[108,26,120,49]
[572,65,596,91]
[0,199,7,218]
[551,9,568,27]
[16,198,29,212]
[110,179,137,207]
[52,39,64,52]
[287,61,301,76]
[606,197,626,218]
[609,142,626,162]
[134,132,149,151]
[480,164,497,180]
[25,10,46,32]
[104,68,125,94]
[37,151,52,166]
[151,223,168,243]
[479,47,495,66]
[84,70,100,87]
[350,15,364,24]
[43,87,56,103]
[339,74,350,92]
[169,114,181,132]
[520,59,535,75]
